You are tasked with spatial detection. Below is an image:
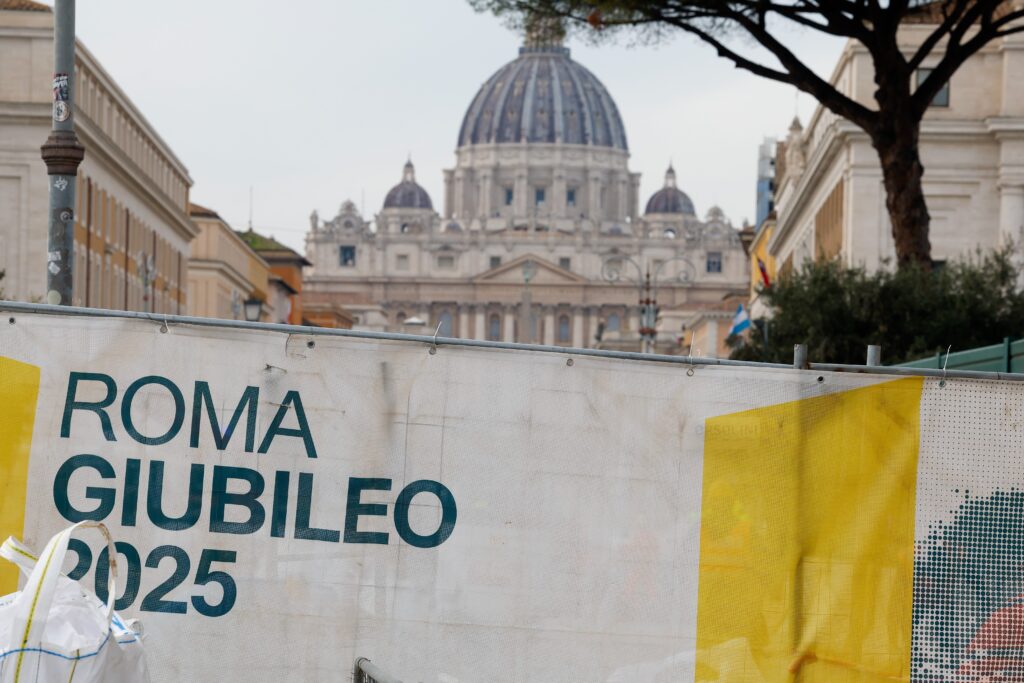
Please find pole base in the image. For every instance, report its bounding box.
[40,129,85,176]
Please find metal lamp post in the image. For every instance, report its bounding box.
[138,252,155,313]
[40,0,85,306]
[520,259,537,344]
[602,255,696,354]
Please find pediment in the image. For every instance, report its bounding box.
[474,254,588,284]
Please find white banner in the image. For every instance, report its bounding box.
[1,311,1023,681]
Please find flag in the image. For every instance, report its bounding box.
[757,258,771,289]
[728,304,751,337]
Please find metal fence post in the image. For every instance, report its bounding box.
[40,0,85,306]
[793,343,807,369]
[866,344,881,367]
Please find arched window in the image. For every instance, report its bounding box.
[558,315,571,343]
[437,311,453,337]
[663,228,677,239]
[606,313,621,332]
[488,313,501,341]
[396,311,406,324]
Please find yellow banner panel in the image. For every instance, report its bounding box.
[0,356,41,594]
[697,378,922,682]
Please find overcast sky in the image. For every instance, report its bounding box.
[66,1,845,252]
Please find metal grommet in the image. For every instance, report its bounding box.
[816,376,824,383]
[428,346,437,355]
[938,379,946,388]
[306,340,315,349]
[7,317,14,325]
[686,367,695,377]
[566,358,574,367]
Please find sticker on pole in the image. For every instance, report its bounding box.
[52,73,70,122]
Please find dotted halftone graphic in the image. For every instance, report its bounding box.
[912,490,1024,681]
[914,379,1024,682]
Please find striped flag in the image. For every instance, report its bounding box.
[728,304,751,337]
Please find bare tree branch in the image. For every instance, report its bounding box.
[469,0,1022,265]
[907,0,970,71]
[708,5,878,128]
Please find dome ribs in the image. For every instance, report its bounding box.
[456,45,627,151]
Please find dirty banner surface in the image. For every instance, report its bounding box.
[0,311,1020,681]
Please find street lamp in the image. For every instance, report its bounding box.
[601,254,696,354]
[243,298,262,322]
[137,251,155,313]
[520,259,537,343]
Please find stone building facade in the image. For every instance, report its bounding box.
[0,0,194,311]
[188,204,272,321]
[304,36,747,352]
[765,18,1024,274]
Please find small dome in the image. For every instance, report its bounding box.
[383,160,433,210]
[705,205,726,222]
[644,164,695,216]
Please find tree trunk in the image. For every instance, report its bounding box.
[873,128,932,266]
[870,75,932,266]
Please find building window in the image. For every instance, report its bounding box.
[505,188,514,206]
[916,68,950,107]
[559,257,571,271]
[663,228,677,239]
[566,188,576,207]
[340,246,356,267]
[488,313,501,341]
[396,254,409,270]
[558,314,571,343]
[606,313,620,332]
[706,251,722,273]
[436,311,453,337]
[396,311,406,324]
[535,187,546,205]
[437,254,456,270]
[490,255,502,269]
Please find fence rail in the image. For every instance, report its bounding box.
[5,301,1024,383]
[898,336,1024,374]
[354,657,402,683]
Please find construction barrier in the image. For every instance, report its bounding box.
[0,306,1021,681]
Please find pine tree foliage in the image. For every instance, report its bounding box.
[730,249,1024,364]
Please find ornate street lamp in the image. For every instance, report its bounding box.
[601,254,695,354]
[520,259,538,343]
[243,298,262,322]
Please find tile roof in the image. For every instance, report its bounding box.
[236,229,312,265]
[236,229,291,252]
[0,0,51,11]
[188,202,221,220]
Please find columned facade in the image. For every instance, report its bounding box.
[303,35,747,353]
[766,27,1024,272]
